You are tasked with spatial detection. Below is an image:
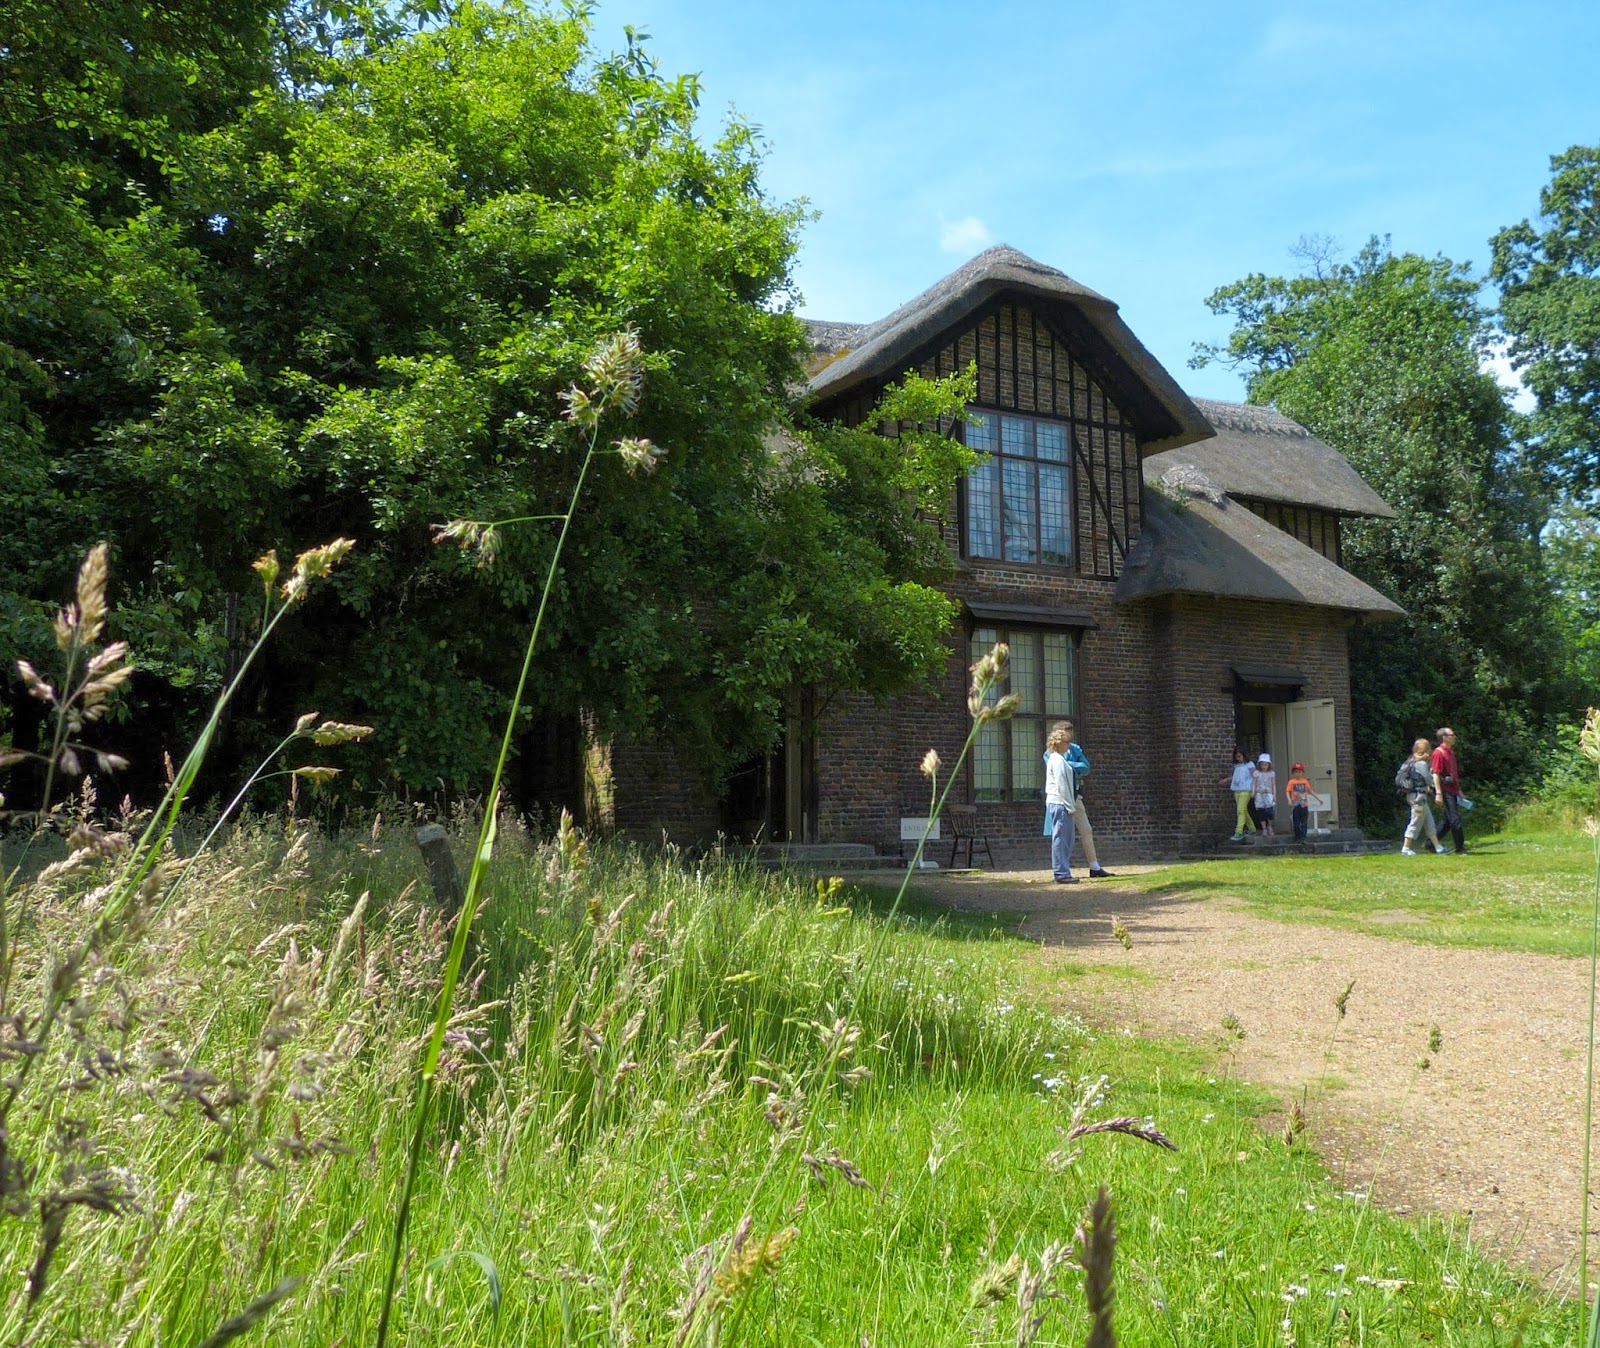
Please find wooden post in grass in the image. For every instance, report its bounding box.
[415,824,465,917]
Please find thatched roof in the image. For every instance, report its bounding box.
[1143,399,1395,519]
[1115,469,1403,618]
[803,246,1213,452]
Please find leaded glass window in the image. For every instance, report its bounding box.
[964,411,1075,567]
[969,626,1080,802]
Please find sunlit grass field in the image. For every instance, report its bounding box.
[0,819,1578,1344]
[1131,830,1597,958]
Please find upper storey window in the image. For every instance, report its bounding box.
[964,411,1074,566]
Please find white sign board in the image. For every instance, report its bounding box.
[900,816,941,842]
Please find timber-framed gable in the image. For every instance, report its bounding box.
[817,299,1145,581]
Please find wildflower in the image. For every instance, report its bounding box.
[616,437,665,476]
[920,748,942,780]
[1220,1012,1245,1040]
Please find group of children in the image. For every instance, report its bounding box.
[1223,749,1316,843]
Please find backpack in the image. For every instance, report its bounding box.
[1393,760,1422,797]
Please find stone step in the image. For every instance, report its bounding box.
[747,843,915,871]
[1180,835,1393,861]
[755,843,878,862]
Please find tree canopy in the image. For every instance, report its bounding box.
[0,2,975,809]
[1491,144,1600,494]
[1195,237,1568,819]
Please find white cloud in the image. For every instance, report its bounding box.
[939,215,992,254]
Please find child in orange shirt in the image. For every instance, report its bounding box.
[1286,761,1314,842]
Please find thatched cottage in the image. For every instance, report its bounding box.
[619,247,1401,860]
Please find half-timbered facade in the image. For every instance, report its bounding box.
[617,247,1401,859]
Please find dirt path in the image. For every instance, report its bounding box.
[909,867,1595,1284]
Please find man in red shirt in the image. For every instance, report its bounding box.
[1430,726,1466,854]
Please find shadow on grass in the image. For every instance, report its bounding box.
[888,875,1224,954]
[842,879,1034,942]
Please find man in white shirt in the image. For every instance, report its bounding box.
[1045,723,1078,884]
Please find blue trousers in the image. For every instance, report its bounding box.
[1047,804,1077,880]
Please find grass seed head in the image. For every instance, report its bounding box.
[309,721,374,747]
[282,538,355,603]
[709,1225,797,1308]
[1066,1116,1177,1152]
[1074,1185,1117,1348]
[967,642,1009,717]
[1581,708,1600,765]
[969,1252,1023,1308]
[1333,979,1355,1019]
[252,550,281,597]
[585,329,645,417]
[1111,917,1132,951]
[920,748,942,780]
[616,436,664,476]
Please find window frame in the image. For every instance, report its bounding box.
[968,624,1081,804]
[960,408,1076,570]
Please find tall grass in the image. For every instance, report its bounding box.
[0,815,1573,1345]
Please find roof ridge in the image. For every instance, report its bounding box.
[1190,397,1315,439]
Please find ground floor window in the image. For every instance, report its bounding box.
[969,626,1079,801]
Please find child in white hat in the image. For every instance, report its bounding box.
[1251,752,1278,837]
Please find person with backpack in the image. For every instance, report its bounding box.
[1396,737,1447,856]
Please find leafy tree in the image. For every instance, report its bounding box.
[1490,145,1600,493]
[1196,238,1567,822]
[1,3,976,813]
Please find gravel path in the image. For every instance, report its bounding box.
[910,866,1595,1284]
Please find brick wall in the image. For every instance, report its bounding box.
[613,739,722,846]
[1162,595,1356,845]
[812,586,1358,864]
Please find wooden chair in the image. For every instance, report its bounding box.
[944,804,995,869]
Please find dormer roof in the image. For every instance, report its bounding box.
[1143,398,1395,519]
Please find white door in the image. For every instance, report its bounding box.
[1284,698,1337,825]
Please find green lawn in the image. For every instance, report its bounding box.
[1133,830,1599,957]
[0,821,1579,1344]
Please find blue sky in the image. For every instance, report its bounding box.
[592,0,1596,402]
